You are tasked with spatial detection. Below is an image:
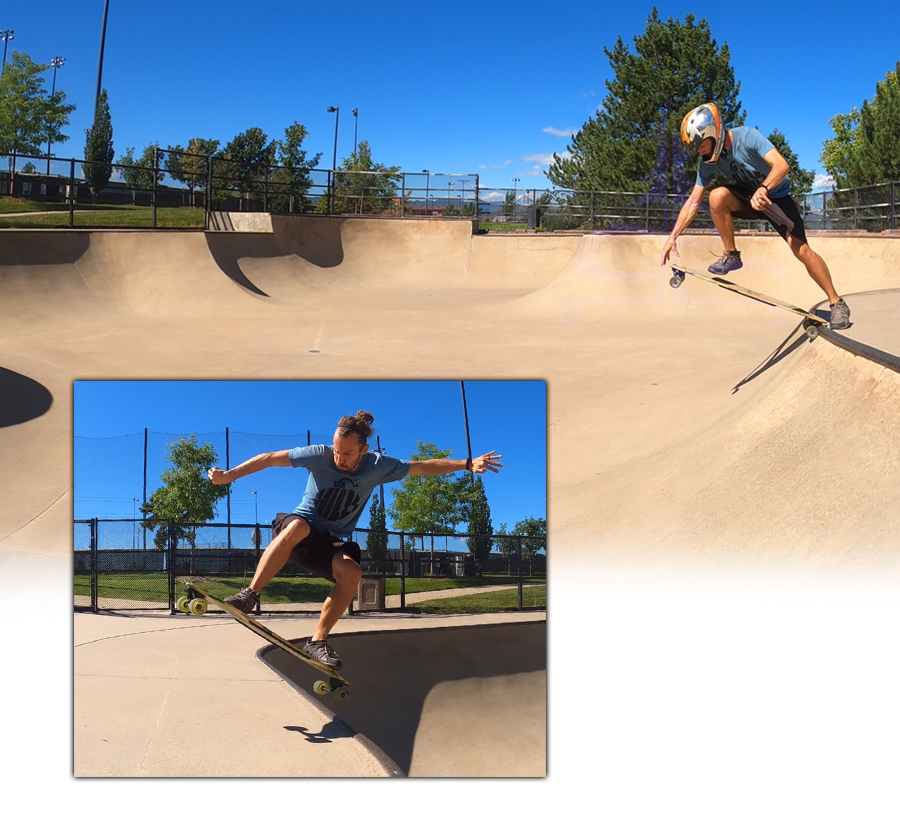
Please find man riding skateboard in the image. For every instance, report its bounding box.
[660,103,850,330]
[207,411,502,670]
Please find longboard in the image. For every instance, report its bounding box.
[670,266,825,338]
[177,582,351,701]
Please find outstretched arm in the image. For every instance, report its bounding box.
[660,183,707,265]
[408,450,503,477]
[207,450,292,485]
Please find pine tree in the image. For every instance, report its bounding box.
[83,89,114,200]
[548,9,743,194]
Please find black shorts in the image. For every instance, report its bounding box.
[724,185,808,245]
[271,513,361,582]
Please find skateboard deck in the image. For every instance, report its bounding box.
[669,266,824,338]
[178,583,351,701]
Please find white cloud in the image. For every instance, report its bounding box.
[543,126,576,137]
[522,153,556,166]
[477,160,513,171]
[813,174,835,191]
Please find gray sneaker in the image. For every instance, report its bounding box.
[223,586,259,614]
[301,639,342,670]
[708,250,743,274]
[830,298,851,330]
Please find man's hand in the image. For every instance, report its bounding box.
[660,235,679,266]
[751,186,772,212]
[471,451,502,474]
[207,467,231,485]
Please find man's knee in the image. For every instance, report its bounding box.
[708,186,733,210]
[333,545,362,584]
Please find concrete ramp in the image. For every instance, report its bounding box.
[260,620,546,777]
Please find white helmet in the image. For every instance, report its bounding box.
[681,103,724,163]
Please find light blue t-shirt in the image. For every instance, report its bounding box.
[288,444,410,537]
[696,126,791,199]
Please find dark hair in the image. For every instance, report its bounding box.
[335,411,374,446]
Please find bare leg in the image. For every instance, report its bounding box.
[312,551,362,642]
[249,517,310,593]
[787,233,841,305]
[708,186,740,251]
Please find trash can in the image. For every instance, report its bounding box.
[527,206,542,229]
[356,576,386,611]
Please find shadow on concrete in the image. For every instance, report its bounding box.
[732,326,813,394]
[204,232,274,296]
[0,367,53,427]
[261,620,546,776]
[270,215,346,267]
[0,231,90,266]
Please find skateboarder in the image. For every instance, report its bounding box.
[207,410,502,669]
[659,103,850,330]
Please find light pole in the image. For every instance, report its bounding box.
[46,56,65,174]
[0,30,13,71]
[94,0,111,122]
[251,491,258,525]
[132,498,138,550]
[327,106,340,213]
[351,108,359,155]
[423,169,430,215]
[512,177,520,221]
[250,491,259,549]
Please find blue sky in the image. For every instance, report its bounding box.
[5,1,899,192]
[73,380,546,535]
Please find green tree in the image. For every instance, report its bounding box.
[367,491,389,563]
[140,435,229,552]
[217,127,276,204]
[83,89,114,200]
[513,516,547,556]
[320,140,400,214]
[767,128,814,199]
[270,121,322,212]
[116,143,163,190]
[548,9,744,194]
[821,61,900,187]
[0,52,75,155]
[464,475,493,574]
[173,138,219,205]
[494,522,518,574]
[388,441,469,574]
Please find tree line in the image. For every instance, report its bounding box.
[139,436,546,574]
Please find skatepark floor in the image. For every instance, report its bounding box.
[3,220,900,823]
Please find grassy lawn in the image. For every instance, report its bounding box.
[75,573,546,613]
[409,585,546,614]
[0,201,206,228]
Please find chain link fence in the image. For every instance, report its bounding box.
[74,518,546,614]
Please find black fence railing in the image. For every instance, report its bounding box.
[7,146,897,234]
[74,518,546,614]
[12,148,890,233]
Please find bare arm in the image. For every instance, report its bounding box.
[751,148,790,211]
[407,450,502,477]
[660,183,707,266]
[207,450,292,485]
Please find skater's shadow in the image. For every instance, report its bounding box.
[284,719,352,744]
[731,323,818,394]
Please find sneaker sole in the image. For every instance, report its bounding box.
[708,263,743,275]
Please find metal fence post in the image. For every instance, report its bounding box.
[399,531,406,610]
[90,518,99,613]
[516,537,523,610]
[68,158,75,229]
[167,519,177,614]
[152,146,159,228]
